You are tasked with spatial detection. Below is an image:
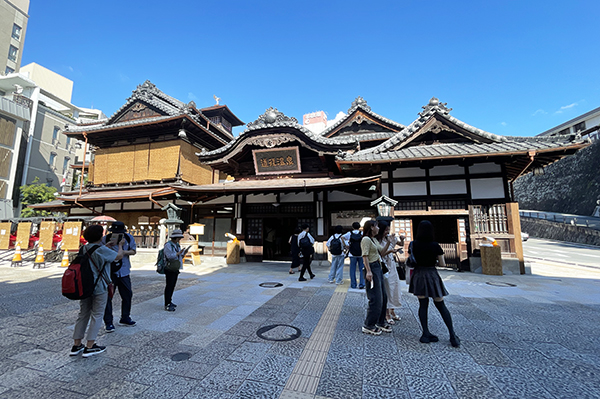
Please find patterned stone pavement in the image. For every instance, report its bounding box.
[0,257,599,399]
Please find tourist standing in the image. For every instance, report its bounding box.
[70,224,124,357]
[409,220,460,347]
[288,227,301,274]
[297,224,315,281]
[376,221,404,324]
[163,229,186,311]
[327,225,346,284]
[360,220,393,335]
[343,222,365,289]
[103,221,137,332]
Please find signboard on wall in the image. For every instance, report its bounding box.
[252,147,301,176]
[39,221,56,250]
[0,222,11,249]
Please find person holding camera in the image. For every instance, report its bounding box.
[163,229,187,311]
[103,221,137,332]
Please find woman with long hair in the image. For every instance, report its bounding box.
[409,220,460,347]
[361,220,394,335]
[375,220,404,324]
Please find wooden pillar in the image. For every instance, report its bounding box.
[506,202,525,274]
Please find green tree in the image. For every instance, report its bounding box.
[20,177,58,217]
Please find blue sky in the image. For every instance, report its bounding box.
[22,0,600,137]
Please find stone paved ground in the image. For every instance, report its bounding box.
[0,256,599,399]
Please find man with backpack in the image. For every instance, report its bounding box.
[297,224,315,282]
[343,221,366,289]
[102,221,137,332]
[327,225,346,285]
[70,224,124,357]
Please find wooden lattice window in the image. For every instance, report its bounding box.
[471,204,508,234]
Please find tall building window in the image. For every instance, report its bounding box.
[65,136,71,149]
[62,157,70,173]
[5,67,14,75]
[8,45,18,62]
[52,126,60,144]
[49,152,57,168]
[12,24,22,40]
[573,121,586,133]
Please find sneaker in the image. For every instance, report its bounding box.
[119,318,136,327]
[298,277,307,282]
[171,303,177,307]
[82,344,106,358]
[328,280,335,284]
[69,344,85,356]
[362,326,382,336]
[358,285,365,289]
[105,324,115,333]
[164,304,176,312]
[336,281,344,285]
[376,324,392,333]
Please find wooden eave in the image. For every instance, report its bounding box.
[336,142,589,181]
[65,115,230,149]
[200,104,244,126]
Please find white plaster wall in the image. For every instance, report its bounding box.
[470,162,501,174]
[430,179,467,195]
[470,177,505,199]
[393,181,427,196]
[393,167,425,178]
[429,165,465,176]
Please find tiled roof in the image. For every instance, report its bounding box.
[338,97,588,162]
[321,96,405,137]
[198,107,359,158]
[65,115,176,133]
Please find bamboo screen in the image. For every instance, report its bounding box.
[0,148,12,179]
[0,222,11,249]
[62,222,82,251]
[148,141,179,181]
[133,143,150,182]
[39,221,56,250]
[108,146,135,182]
[16,222,32,248]
[93,149,108,184]
[179,142,212,185]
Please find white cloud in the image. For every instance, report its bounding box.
[532,109,547,116]
[501,122,507,126]
[556,102,578,114]
[327,111,346,127]
[68,66,74,72]
[188,92,198,101]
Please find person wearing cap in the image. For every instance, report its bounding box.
[163,229,186,312]
[102,221,137,332]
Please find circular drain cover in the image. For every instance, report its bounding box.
[171,352,191,361]
[259,282,283,288]
[486,282,517,287]
[256,324,302,342]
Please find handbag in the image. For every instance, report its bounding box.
[405,241,416,285]
[393,252,406,280]
[165,258,181,273]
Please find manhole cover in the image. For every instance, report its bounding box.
[259,282,283,288]
[256,324,302,341]
[171,352,191,361]
[486,282,517,287]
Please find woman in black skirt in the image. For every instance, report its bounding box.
[409,220,460,347]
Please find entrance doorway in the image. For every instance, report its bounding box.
[263,217,299,261]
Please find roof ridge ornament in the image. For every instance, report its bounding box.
[419,97,452,118]
[348,96,371,113]
[247,107,298,129]
[132,80,159,101]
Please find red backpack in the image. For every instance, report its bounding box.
[62,245,102,300]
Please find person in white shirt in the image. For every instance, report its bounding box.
[327,225,346,284]
[342,222,366,289]
[297,224,315,281]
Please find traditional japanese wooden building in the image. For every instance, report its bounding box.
[36,85,589,271]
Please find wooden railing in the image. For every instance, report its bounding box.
[471,204,508,234]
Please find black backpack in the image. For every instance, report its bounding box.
[61,245,102,300]
[299,234,312,249]
[329,234,343,256]
[349,232,362,256]
[105,233,131,275]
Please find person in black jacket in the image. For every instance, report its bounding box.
[288,227,301,274]
[409,220,460,347]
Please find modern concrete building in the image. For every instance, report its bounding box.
[0,64,105,216]
[0,0,29,75]
[538,106,600,141]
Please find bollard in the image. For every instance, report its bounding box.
[33,246,45,269]
[11,245,23,267]
[60,250,69,267]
